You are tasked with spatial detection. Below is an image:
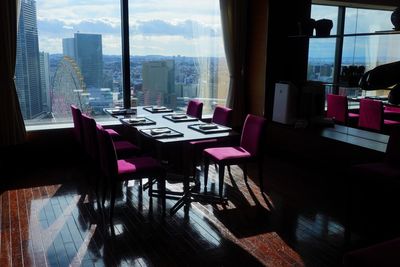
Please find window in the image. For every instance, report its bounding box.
[15,0,228,128]
[307,5,338,83]
[129,0,228,115]
[308,4,400,97]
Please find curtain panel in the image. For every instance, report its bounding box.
[0,0,26,147]
[220,0,248,128]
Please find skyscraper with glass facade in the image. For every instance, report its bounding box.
[74,33,103,89]
[15,0,43,119]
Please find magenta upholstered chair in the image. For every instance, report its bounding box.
[70,105,84,144]
[187,106,233,180]
[186,100,203,119]
[203,114,266,198]
[97,127,166,223]
[344,237,400,267]
[384,105,400,121]
[326,94,359,125]
[212,105,233,126]
[81,114,140,161]
[358,99,400,132]
[347,126,400,242]
[95,123,140,159]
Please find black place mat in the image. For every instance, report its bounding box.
[104,108,137,116]
[188,123,232,134]
[143,106,173,113]
[162,114,198,123]
[120,117,156,126]
[140,127,184,139]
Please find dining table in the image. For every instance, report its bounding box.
[104,106,239,215]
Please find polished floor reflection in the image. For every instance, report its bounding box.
[1,154,378,267]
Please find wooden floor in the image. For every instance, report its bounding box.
[1,153,399,267]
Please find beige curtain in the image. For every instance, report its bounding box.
[220,0,248,128]
[0,0,26,147]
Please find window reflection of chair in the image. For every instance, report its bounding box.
[203,114,266,199]
[326,94,359,125]
[97,128,166,224]
[186,99,203,119]
[358,99,400,133]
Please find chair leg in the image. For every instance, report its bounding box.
[204,157,210,189]
[109,182,117,226]
[219,164,225,199]
[161,178,166,216]
[258,160,264,192]
[243,164,248,184]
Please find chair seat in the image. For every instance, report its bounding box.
[203,146,251,163]
[348,112,359,118]
[105,128,121,140]
[114,141,140,158]
[384,119,400,126]
[118,156,164,177]
[352,162,400,179]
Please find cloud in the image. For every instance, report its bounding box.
[131,20,219,39]
[37,18,121,37]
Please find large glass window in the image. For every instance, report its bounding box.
[16,0,228,128]
[16,0,122,126]
[128,0,228,114]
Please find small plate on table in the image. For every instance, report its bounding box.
[163,113,198,122]
[140,127,184,139]
[143,106,173,113]
[120,117,156,126]
[188,123,232,134]
[104,107,137,116]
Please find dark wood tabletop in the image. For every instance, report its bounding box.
[107,106,239,144]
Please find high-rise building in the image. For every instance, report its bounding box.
[74,33,103,89]
[62,38,75,59]
[142,60,175,106]
[62,33,103,89]
[39,52,51,112]
[15,0,43,119]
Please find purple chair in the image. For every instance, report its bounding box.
[326,94,359,125]
[203,114,266,198]
[81,114,140,161]
[188,106,233,179]
[186,100,203,119]
[347,126,400,242]
[344,237,400,267]
[384,106,400,121]
[358,99,400,132]
[70,105,84,145]
[97,127,166,223]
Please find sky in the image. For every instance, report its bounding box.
[36,0,225,57]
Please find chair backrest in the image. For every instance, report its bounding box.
[70,105,83,143]
[212,106,232,126]
[81,114,100,162]
[186,100,203,119]
[358,99,383,131]
[96,125,118,178]
[240,114,266,157]
[326,94,348,123]
[385,125,400,163]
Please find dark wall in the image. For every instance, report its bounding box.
[264,0,312,120]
